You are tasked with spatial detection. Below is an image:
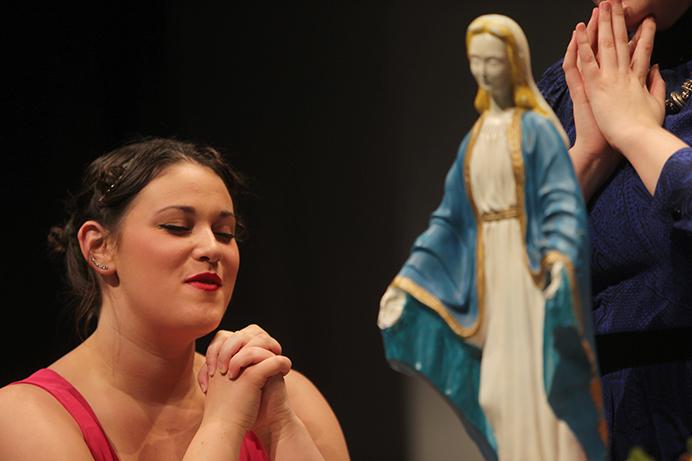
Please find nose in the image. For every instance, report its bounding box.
[479,61,489,81]
[192,227,223,265]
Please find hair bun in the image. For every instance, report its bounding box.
[47,224,69,255]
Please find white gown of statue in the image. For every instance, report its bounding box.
[471,109,585,461]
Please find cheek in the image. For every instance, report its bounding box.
[622,0,652,27]
[470,65,481,81]
[222,242,240,300]
[117,232,188,289]
[485,61,506,78]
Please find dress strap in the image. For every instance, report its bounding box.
[12,369,119,461]
[12,369,268,460]
[241,430,269,461]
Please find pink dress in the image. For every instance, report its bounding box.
[11,369,268,461]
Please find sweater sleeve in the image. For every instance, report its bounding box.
[652,148,692,233]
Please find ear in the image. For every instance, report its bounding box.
[77,220,116,275]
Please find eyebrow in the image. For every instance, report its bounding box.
[155,205,235,218]
[469,53,505,59]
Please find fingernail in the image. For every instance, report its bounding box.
[208,365,215,377]
[200,381,207,393]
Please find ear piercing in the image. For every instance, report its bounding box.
[89,253,109,271]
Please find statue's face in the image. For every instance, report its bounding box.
[468,33,512,101]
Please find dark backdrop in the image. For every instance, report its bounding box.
[2,2,587,459]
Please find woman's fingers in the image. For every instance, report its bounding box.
[248,334,282,356]
[586,7,599,59]
[197,363,209,394]
[648,64,667,125]
[245,355,293,386]
[227,347,275,379]
[575,23,599,80]
[206,330,234,377]
[610,0,630,68]
[648,65,665,101]
[216,332,254,374]
[205,325,283,377]
[217,333,282,374]
[597,1,617,71]
[631,17,656,84]
[586,7,598,47]
[628,19,643,58]
[563,32,587,104]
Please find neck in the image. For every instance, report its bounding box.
[82,312,201,404]
[488,93,514,114]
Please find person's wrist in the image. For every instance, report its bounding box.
[255,410,304,447]
[605,124,688,194]
[569,143,619,179]
[197,418,247,448]
[201,395,257,436]
[570,141,616,162]
[569,143,622,200]
[608,124,662,156]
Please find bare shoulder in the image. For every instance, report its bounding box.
[284,370,350,461]
[284,369,319,397]
[0,384,94,460]
[284,370,332,416]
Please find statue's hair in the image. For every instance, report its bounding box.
[466,15,569,146]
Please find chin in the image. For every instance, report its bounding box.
[176,304,228,337]
[180,316,225,341]
[625,14,646,31]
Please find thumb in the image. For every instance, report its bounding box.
[197,363,209,393]
[648,64,666,103]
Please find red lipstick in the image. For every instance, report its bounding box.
[185,272,222,292]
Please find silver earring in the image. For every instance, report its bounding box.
[90,253,109,271]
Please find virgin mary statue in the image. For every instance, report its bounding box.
[378,15,607,460]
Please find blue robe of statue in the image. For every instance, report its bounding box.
[380,110,607,460]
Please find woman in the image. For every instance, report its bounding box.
[378,15,605,460]
[537,0,692,457]
[0,138,350,460]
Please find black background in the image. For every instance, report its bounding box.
[1,2,587,459]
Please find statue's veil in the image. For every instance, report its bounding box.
[467,14,570,147]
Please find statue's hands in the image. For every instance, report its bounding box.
[543,260,564,299]
[378,286,406,329]
[574,0,666,154]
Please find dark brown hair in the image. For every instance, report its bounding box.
[48,137,245,339]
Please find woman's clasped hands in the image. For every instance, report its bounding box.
[562,0,685,196]
[196,325,325,459]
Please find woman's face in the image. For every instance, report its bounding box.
[593,0,692,30]
[110,161,240,337]
[468,33,512,102]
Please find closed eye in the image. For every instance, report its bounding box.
[159,224,191,235]
[214,231,236,243]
